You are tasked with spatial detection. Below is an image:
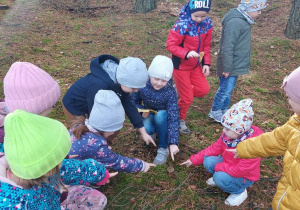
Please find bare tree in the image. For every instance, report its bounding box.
[285,0,300,39]
[134,0,156,13]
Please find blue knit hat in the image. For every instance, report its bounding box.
[189,0,211,13]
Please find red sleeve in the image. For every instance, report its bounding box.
[166,30,189,59]
[96,170,110,185]
[202,27,212,65]
[190,136,225,166]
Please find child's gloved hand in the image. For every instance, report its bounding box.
[169,144,179,161]
[180,159,193,167]
[142,162,156,172]
[202,65,210,77]
[225,148,239,158]
[187,51,200,58]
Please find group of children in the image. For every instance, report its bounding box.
[0,0,299,209]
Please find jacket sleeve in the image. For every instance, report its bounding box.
[215,152,260,178]
[166,30,189,59]
[202,27,212,66]
[131,91,145,110]
[96,143,144,173]
[167,90,180,145]
[221,19,243,73]
[190,137,225,166]
[60,159,108,186]
[237,125,287,159]
[120,92,144,129]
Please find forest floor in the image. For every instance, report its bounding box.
[0,0,300,209]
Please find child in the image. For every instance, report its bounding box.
[68,90,156,173]
[2,62,109,209]
[232,67,300,209]
[209,0,267,122]
[1,61,61,153]
[0,109,115,209]
[62,55,156,146]
[181,99,263,206]
[131,55,180,165]
[166,0,212,135]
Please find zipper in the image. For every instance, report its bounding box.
[193,25,201,69]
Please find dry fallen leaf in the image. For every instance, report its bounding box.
[167,166,174,173]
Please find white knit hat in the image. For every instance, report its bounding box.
[116,57,148,88]
[89,90,125,132]
[148,55,173,81]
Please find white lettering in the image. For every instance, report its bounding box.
[194,0,209,9]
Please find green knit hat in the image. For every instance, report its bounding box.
[4,109,71,179]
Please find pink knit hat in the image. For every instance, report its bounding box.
[4,62,61,114]
[282,66,300,104]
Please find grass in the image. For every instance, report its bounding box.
[0,0,300,209]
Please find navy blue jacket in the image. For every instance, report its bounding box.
[131,81,180,145]
[62,55,143,128]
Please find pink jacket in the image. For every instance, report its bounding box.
[190,126,263,181]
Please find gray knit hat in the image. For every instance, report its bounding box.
[116,57,148,88]
[148,55,173,81]
[89,90,125,132]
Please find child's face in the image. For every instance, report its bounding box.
[121,85,139,93]
[223,127,239,139]
[150,77,168,90]
[288,98,300,115]
[191,11,208,23]
[247,10,262,20]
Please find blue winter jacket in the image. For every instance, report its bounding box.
[0,159,107,210]
[131,81,180,145]
[62,54,143,128]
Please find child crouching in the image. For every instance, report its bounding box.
[0,110,114,209]
[131,55,180,165]
[68,90,156,173]
[181,99,263,206]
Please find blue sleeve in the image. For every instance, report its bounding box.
[131,91,145,110]
[167,89,180,145]
[120,92,144,129]
[60,159,106,186]
[96,144,144,173]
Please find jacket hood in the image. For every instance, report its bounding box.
[222,8,247,26]
[176,2,212,31]
[89,54,119,80]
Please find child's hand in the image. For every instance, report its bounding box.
[169,144,180,161]
[106,172,118,184]
[222,72,230,78]
[143,162,156,172]
[187,51,199,58]
[142,132,157,147]
[202,65,210,77]
[180,159,193,167]
[225,148,239,158]
[142,112,149,118]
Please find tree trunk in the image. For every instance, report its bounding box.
[134,0,156,13]
[285,0,300,39]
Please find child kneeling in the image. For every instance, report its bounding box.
[131,55,180,165]
[181,99,263,206]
